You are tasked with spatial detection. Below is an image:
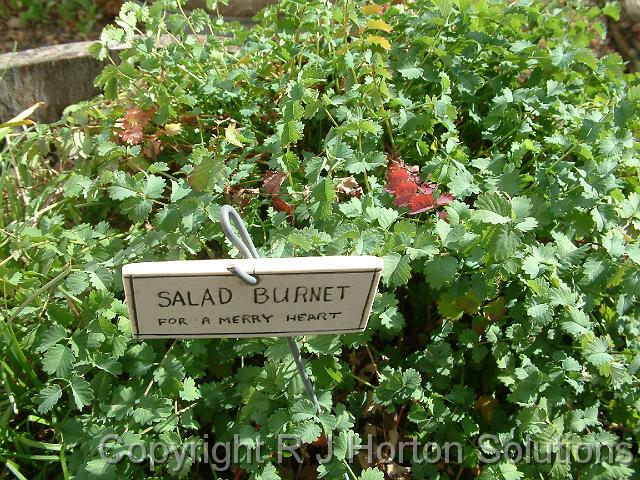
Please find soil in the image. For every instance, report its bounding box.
[0,1,121,54]
[608,12,640,72]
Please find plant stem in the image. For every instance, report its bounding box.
[343,459,358,480]
[347,371,375,388]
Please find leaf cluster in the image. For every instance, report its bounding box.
[1,0,639,479]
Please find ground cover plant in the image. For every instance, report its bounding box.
[2,0,114,30]
[0,0,120,52]
[1,0,639,479]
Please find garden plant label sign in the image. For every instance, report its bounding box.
[123,256,383,338]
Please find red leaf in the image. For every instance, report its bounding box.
[124,107,155,129]
[311,433,329,448]
[118,126,143,145]
[436,192,454,206]
[391,181,417,207]
[418,182,436,195]
[385,161,416,207]
[116,106,156,146]
[409,193,435,214]
[272,197,295,216]
[385,162,412,190]
[385,159,453,214]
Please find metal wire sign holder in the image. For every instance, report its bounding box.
[122,204,383,479]
[219,205,322,412]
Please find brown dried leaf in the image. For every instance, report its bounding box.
[263,170,288,194]
[143,140,161,159]
[337,176,363,198]
[224,186,259,210]
[385,462,411,480]
[311,433,328,448]
[272,196,295,216]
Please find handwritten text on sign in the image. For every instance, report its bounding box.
[123,256,383,338]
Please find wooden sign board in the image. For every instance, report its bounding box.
[122,256,383,339]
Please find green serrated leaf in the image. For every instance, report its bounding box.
[279,121,303,145]
[382,253,411,289]
[37,324,67,352]
[423,256,458,289]
[359,468,385,480]
[142,175,166,199]
[70,376,94,410]
[180,377,201,401]
[42,344,75,377]
[36,384,63,414]
[170,179,192,203]
[189,149,226,192]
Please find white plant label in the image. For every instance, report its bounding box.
[122,256,383,339]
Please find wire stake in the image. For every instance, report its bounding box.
[219,205,349,480]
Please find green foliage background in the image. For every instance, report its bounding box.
[1,0,639,479]
[2,0,103,33]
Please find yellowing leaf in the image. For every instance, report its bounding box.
[367,34,391,51]
[366,19,392,33]
[0,119,34,129]
[164,123,182,136]
[224,122,245,148]
[362,4,385,16]
[6,101,45,123]
[0,102,43,141]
